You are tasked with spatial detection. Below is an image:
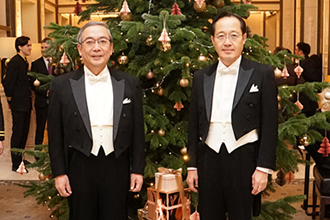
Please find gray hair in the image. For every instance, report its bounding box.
[77,22,113,44]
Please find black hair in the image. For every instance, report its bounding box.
[15,36,30,52]
[211,11,247,36]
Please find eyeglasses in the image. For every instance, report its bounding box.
[80,38,111,47]
[215,33,241,42]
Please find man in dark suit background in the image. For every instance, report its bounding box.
[48,22,145,220]
[294,42,322,117]
[31,37,53,147]
[186,12,278,219]
[0,99,5,155]
[3,36,32,173]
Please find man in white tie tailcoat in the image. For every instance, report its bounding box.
[186,11,278,220]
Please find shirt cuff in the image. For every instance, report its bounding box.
[256,167,273,174]
[187,167,197,171]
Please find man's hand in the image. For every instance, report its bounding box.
[186,170,198,193]
[130,173,143,192]
[55,175,72,197]
[251,169,268,195]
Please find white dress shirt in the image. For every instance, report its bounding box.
[84,66,114,156]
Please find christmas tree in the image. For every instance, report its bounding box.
[19,0,330,219]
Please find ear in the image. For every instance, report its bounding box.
[77,44,82,56]
[211,35,215,46]
[242,33,247,44]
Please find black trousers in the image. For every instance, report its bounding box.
[11,110,31,169]
[198,143,258,220]
[67,148,130,220]
[35,106,48,145]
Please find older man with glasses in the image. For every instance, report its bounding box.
[48,22,145,220]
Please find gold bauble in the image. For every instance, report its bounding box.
[157,87,165,96]
[146,35,155,46]
[146,70,154,79]
[158,129,165,137]
[118,54,128,65]
[183,155,189,161]
[38,173,47,181]
[193,2,206,13]
[180,78,189,87]
[33,79,41,87]
[120,13,133,21]
[324,91,330,100]
[277,94,281,101]
[160,42,171,52]
[212,0,224,8]
[278,103,282,111]
[274,67,282,78]
[198,54,207,61]
[299,134,311,147]
[180,146,187,155]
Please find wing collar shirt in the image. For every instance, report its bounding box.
[84,65,114,156]
[203,56,272,174]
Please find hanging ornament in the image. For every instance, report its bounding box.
[285,171,295,184]
[295,100,304,110]
[190,211,200,220]
[174,102,184,111]
[73,2,82,16]
[318,136,330,157]
[146,35,155,46]
[294,65,304,78]
[278,103,282,111]
[183,155,189,161]
[171,2,182,15]
[275,169,287,186]
[195,0,205,7]
[146,70,154,79]
[60,52,70,66]
[120,0,131,15]
[38,173,47,181]
[33,79,40,87]
[212,0,224,8]
[158,26,171,45]
[193,1,206,13]
[299,134,311,147]
[158,129,165,137]
[81,0,86,3]
[274,67,282,79]
[324,90,330,100]
[157,87,165,96]
[180,78,189,87]
[282,67,289,79]
[121,13,133,21]
[277,94,281,101]
[16,160,27,175]
[198,54,207,61]
[180,146,187,155]
[160,42,171,52]
[118,54,129,65]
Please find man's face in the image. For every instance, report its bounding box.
[295,46,303,56]
[77,25,113,75]
[19,40,32,57]
[211,16,246,67]
[41,42,50,57]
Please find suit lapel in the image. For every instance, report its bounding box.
[69,69,92,139]
[204,63,217,122]
[232,59,254,109]
[111,69,125,140]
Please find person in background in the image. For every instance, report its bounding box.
[3,36,32,173]
[0,99,4,155]
[186,11,278,220]
[295,42,322,117]
[48,22,145,219]
[31,37,53,148]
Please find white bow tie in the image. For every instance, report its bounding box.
[219,67,237,75]
[87,73,108,84]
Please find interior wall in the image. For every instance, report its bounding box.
[304,0,319,55]
[265,14,277,52]
[0,0,6,37]
[21,0,38,43]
